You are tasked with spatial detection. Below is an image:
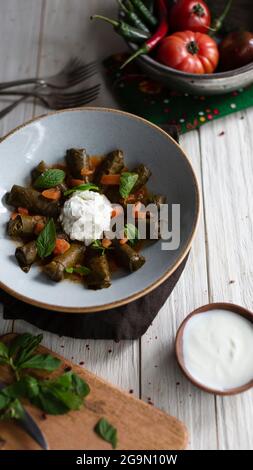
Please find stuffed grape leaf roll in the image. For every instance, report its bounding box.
[113,240,145,272]
[15,241,37,273]
[86,252,111,289]
[43,243,85,282]
[6,185,60,217]
[8,214,46,239]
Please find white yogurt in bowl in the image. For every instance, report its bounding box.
[176,305,253,394]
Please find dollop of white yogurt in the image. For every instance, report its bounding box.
[183,309,253,391]
[60,190,112,245]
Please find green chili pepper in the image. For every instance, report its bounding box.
[91,15,150,42]
[118,0,151,33]
[144,0,154,14]
[130,0,157,28]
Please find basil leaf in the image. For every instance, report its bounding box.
[64,183,99,197]
[10,333,43,366]
[34,169,65,189]
[0,342,9,361]
[65,266,91,276]
[0,398,24,421]
[36,218,56,258]
[71,373,90,398]
[19,354,61,372]
[124,223,139,246]
[119,172,138,198]
[0,393,9,410]
[32,392,69,415]
[94,418,117,449]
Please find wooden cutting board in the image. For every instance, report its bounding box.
[0,334,188,450]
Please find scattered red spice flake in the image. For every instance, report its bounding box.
[207,114,213,120]
[41,413,47,420]
[79,361,84,365]
[229,280,235,284]
[164,107,171,113]
[129,389,134,394]
[218,131,225,136]
[213,108,220,115]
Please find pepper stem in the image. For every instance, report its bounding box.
[120,45,148,69]
[210,0,233,36]
[90,15,119,29]
[117,0,129,14]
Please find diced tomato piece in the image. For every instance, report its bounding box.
[53,238,70,256]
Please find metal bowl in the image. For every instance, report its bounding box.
[126,0,253,95]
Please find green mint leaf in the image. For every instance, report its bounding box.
[119,172,138,199]
[0,342,9,362]
[90,240,113,255]
[65,266,91,276]
[64,183,99,197]
[124,223,139,246]
[94,418,117,449]
[34,169,65,189]
[19,354,61,372]
[90,240,105,255]
[36,218,56,258]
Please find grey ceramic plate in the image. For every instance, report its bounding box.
[0,108,200,313]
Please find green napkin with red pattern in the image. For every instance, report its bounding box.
[104,53,253,133]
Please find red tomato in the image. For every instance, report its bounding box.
[169,0,211,34]
[219,31,253,71]
[157,31,219,74]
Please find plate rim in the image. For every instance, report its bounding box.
[0,107,200,313]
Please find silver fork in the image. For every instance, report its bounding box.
[0,84,101,111]
[0,57,98,90]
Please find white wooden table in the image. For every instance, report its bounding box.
[0,0,252,450]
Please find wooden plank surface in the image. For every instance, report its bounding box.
[0,0,252,450]
[0,334,188,451]
[199,108,253,450]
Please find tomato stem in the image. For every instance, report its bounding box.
[192,3,205,17]
[187,40,199,55]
